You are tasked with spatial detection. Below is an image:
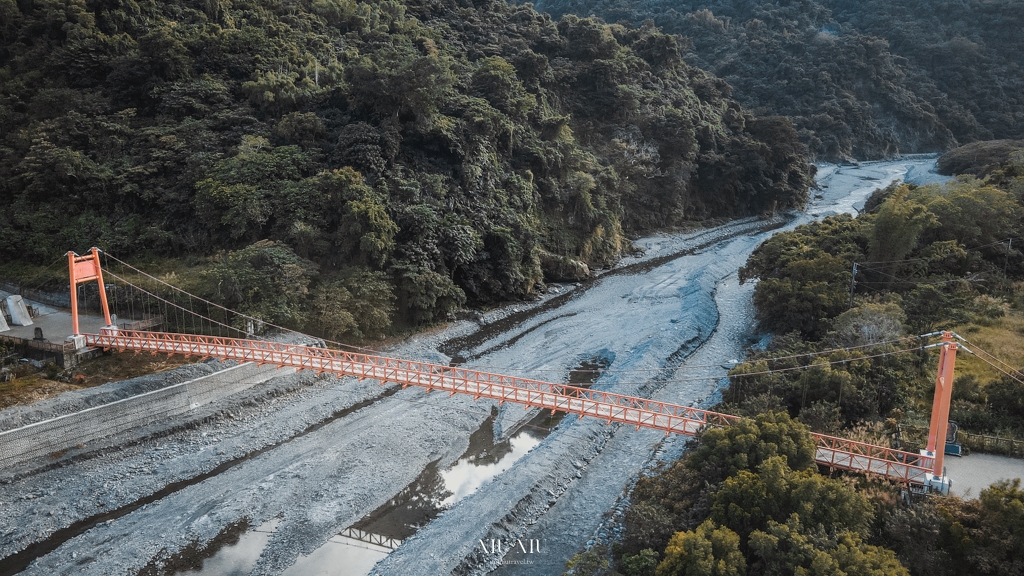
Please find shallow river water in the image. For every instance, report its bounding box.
[173,157,950,576]
[1,158,952,576]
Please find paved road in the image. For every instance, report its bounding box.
[0,290,106,342]
[945,453,1024,499]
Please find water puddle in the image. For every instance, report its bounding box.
[2,387,403,576]
[169,358,610,576]
[441,424,542,508]
[290,414,549,573]
[283,526,395,576]
[166,418,544,576]
[158,518,279,576]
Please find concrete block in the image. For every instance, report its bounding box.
[5,295,33,326]
[0,309,9,332]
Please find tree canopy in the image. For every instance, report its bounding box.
[534,0,1024,160]
[0,0,813,334]
[612,412,908,576]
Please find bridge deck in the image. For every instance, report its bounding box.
[84,330,935,485]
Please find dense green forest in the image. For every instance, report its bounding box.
[533,0,1024,160]
[564,143,1024,576]
[573,412,1024,576]
[731,143,1024,437]
[0,0,813,335]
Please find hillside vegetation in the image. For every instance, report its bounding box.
[534,0,1024,160]
[0,0,812,335]
[583,412,1024,576]
[731,146,1024,438]
[587,194,1024,575]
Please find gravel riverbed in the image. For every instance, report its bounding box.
[0,158,947,575]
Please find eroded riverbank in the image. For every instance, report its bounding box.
[0,157,948,575]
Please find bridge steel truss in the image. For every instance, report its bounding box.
[82,328,936,486]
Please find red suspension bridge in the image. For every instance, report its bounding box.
[62,248,985,492]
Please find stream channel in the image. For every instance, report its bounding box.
[170,360,609,576]
[0,158,952,576]
[165,157,951,575]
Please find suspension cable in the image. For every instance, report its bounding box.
[102,269,248,338]
[100,251,378,352]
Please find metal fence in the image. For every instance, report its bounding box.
[958,431,1024,458]
[903,424,1024,459]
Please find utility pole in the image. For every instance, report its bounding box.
[1006,238,1012,276]
[848,262,858,309]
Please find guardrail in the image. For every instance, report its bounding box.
[958,431,1024,457]
[0,333,75,354]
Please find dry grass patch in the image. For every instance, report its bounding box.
[72,350,202,387]
[950,306,1024,385]
[0,351,201,410]
[0,374,84,410]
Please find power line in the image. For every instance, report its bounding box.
[101,250,928,379]
[102,250,945,387]
[850,237,1014,293]
[722,345,928,380]
[456,336,923,377]
[22,254,69,292]
[855,264,987,287]
[360,345,932,386]
[101,251,384,355]
[95,252,976,390]
[950,333,1024,382]
[964,352,1024,388]
[857,258,928,265]
[98,267,937,385]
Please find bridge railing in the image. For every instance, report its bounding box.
[85,330,742,435]
[812,434,933,484]
[84,329,935,485]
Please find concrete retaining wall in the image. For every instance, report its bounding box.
[0,362,288,468]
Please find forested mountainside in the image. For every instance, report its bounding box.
[534,0,1024,161]
[0,0,811,333]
